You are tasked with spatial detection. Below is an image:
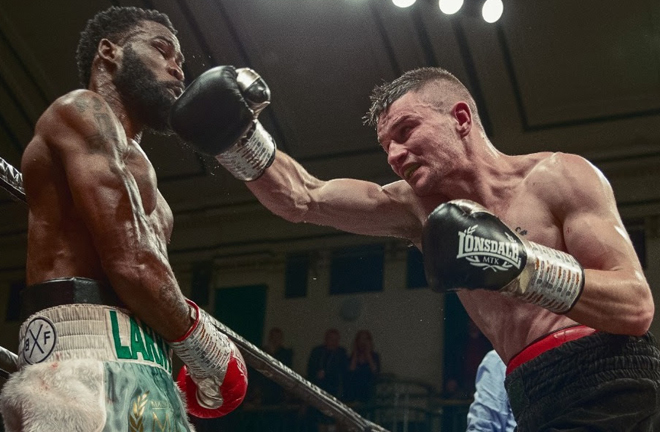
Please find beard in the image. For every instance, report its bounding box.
[113,45,177,135]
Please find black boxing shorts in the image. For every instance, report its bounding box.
[505,331,660,431]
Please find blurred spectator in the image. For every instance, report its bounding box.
[345,330,380,404]
[306,329,349,431]
[467,350,516,431]
[307,329,349,398]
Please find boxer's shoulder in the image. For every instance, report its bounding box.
[41,90,106,121]
[37,92,129,159]
[524,152,612,217]
[37,90,118,136]
[525,152,597,182]
[384,179,443,214]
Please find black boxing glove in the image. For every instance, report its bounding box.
[422,200,584,314]
[170,66,276,181]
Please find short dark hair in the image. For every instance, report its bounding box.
[364,67,481,129]
[75,6,176,88]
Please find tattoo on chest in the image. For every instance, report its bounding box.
[515,227,528,236]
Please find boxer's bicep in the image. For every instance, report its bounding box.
[306,178,422,240]
[557,156,652,333]
[249,151,422,240]
[564,207,640,273]
[559,158,640,273]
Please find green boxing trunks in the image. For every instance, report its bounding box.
[0,304,195,432]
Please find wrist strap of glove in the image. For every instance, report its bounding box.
[215,121,276,181]
[170,300,233,409]
[502,239,585,314]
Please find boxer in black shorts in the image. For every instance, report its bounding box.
[169,65,660,430]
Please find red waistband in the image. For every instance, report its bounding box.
[506,325,597,375]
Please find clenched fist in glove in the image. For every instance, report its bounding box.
[170,300,247,418]
[422,200,584,314]
[170,65,276,181]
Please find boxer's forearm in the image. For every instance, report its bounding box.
[103,251,193,341]
[247,151,321,223]
[566,268,653,336]
[99,239,194,340]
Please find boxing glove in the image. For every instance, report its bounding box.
[170,300,247,418]
[169,65,276,181]
[422,200,584,314]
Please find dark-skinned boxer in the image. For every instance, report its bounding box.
[0,8,246,431]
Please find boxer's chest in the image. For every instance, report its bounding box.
[490,193,566,252]
[122,143,159,212]
[123,144,174,244]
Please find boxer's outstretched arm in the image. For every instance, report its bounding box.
[551,153,653,335]
[35,90,191,340]
[170,66,425,241]
[247,150,425,243]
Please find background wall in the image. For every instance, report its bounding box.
[0,184,658,393]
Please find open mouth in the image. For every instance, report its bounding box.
[403,163,420,180]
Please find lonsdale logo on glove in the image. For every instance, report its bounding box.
[422,200,531,292]
[457,225,522,272]
[423,200,584,314]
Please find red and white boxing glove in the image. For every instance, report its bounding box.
[170,300,248,418]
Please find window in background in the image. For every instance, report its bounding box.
[330,244,384,294]
[406,247,428,289]
[285,252,310,299]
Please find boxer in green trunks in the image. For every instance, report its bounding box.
[0,7,247,431]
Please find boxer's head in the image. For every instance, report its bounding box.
[324,328,341,350]
[76,7,184,133]
[76,7,177,89]
[369,67,488,196]
[365,67,483,131]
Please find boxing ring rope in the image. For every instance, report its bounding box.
[0,345,17,380]
[0,156,388,432]
[0,157,24,204]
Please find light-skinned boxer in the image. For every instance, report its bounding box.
[0,7,247,431]
[171,65,660,430]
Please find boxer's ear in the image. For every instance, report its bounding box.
[452,102,472,138]
[97,38,122,71]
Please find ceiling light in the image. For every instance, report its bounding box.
[393,0,417,8]
[439,0,464,15]
[481,0,503,23]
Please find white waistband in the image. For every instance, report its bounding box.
[18,304,172,373]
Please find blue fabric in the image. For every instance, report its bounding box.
[467,350,516,432]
